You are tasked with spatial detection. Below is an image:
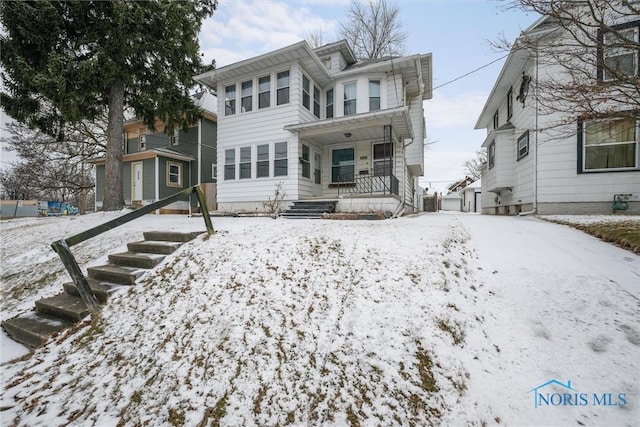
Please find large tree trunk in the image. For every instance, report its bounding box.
[103,80,125,211]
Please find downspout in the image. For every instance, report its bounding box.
[155,157,159,215]
[519,45,539,216]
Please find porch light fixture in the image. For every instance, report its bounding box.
[344,132,352,138]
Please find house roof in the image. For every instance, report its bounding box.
[481,122,515,147]
[123,92,217,127]
[474,15,558,129]
[313,40,357,65]
[89,147,195,165]
[194,40,332,89]
[283,106,413,144]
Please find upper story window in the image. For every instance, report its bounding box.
[138,134,146,151]
[225,85,236,116]
[302,75,311,110]
[493,110,499,129]
[580,116,638,171]
[258,76,270,109]
[507,87,513,121]
[277,71,290,105]
[326,89,334,118]
[517,130,529,160]
[369,80,381,111]
[170,128,179,146]
[488,141,496,169]
[241,80,253,113]
[344,82,357,116]
[313,86,320,118]
[599,22,640,82]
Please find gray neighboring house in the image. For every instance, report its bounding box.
[92,92,217,213]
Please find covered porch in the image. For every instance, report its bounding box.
[285,107,413,212]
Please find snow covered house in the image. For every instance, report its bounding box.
[194,40,432,215]
[475,12,639,215]
[92,92,217,213]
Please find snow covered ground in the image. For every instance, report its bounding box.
[1,212,638,426]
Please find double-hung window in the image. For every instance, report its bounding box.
[167,161,182,187]
[277,71,290,105]
[600,22,640,82]
[302,75,311,110]
[372,142,393,176]
[313,86,321,118]
[493,110,499,129]
[369,80,381,111]
[258,76,270,109]
[239,147,251,179]
[488,141,496,169]
[257,144,269,178]
[344,82,356,116]
[326,89,334,118]
[241,80,253,113]
[301,144,311,178]
[507,88,513,121]
[517,131,529,160]
[225,85,236,116]
[274,142,288,176]
[581,117,638,171]
[331,147,355,183]
[224,149,235,180]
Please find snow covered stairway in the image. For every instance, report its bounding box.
[280,200,338,219]
[1,231,203,350]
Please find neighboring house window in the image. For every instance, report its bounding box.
[170,128,179,146]
[257,144,269,178]
[493,110,499,129]
[599,22,640,82]
[138,134,146,151]
[258,76,270,109]
[212,164,217,180]
[225,85,236,116]
[274,142,288,176]
[326,89,334,118]
[331,147,355,183]
[167,161,182,187]
[517,130,529,160]
[301,144,311,178]
[241,80,253,113]
[344,82,357,115]
[507,87,513,121]
[369,80,381,111]
[313,85,321,118]
[372,142,393,176]
[239,146,251,179]
[488,141,496,169]
[224,149,235,180]
[302,75,311,110]
[580,116,638,171]
[277,71,290,105]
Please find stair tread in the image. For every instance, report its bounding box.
[35,293,89,321]
[2,312,74,348]
[143,231,204,242]
[63,279,127,303]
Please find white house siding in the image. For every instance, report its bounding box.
[332,74,388,117]
[405,96,425,171]
[386,73,403,109]
[216,61,302,212]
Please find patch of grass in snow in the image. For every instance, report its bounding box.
[415,348,439,393]
[542,217,640,254]
[436,318,466,346]
[168,407,185,426]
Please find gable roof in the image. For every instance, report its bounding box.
[313,39,357,65]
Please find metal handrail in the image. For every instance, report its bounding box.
[51,185,214,314]
[338,174,399,196]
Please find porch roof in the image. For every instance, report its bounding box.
[90,148,195,165]
[283,106,414,144]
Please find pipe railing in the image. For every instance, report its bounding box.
[51,185,214,314]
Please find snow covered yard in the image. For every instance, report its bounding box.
[1,212,639,426]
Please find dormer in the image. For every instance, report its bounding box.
[313,40,357,74]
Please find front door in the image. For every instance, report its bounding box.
[132,162,143,201]
[312,151,322,196]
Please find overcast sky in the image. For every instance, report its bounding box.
[199,0,539,192]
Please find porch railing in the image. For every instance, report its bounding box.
[337,174,400,197]
[51,185,214,315]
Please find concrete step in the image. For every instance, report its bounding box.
[127,240,182,255]
[35,293,89,322]
[109,252,165,269]
[63,278,126,304]
[2,312,74,349]
[143,231,204,243]
[87,264,142,285]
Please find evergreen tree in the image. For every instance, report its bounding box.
[1,0,218,210]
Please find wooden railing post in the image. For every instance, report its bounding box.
[51,239,101,314]
[192,185,214,235]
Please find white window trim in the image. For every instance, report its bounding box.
[517,131,529,160]
[343,81,357,116]
[239,146,252,179]
[330,144,356,184]
[166,161,182,187]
